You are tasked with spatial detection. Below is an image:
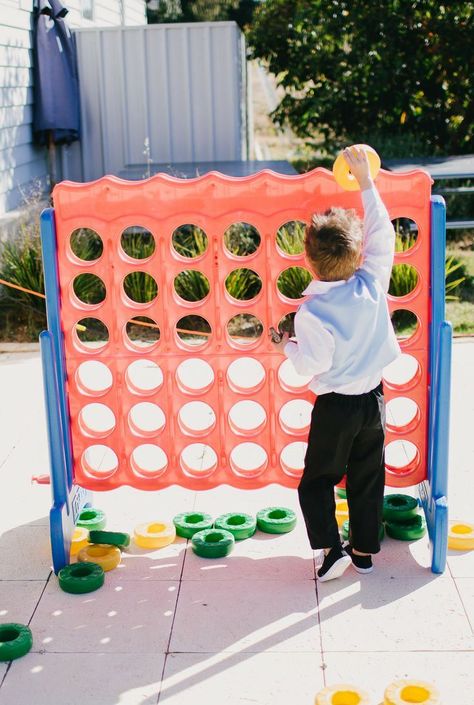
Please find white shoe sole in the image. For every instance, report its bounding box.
[317,554,351,582]
[351,564,373,574]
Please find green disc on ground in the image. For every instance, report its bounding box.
[191,529,235,558]
[173,512,214,539]
[385,514,426,541]
[0,623,33,662]
[76,508,106,531]
[58,561,105,594]
[89,530,130,549]
[341,520,385,542]
[256,507,297,534]
[214,513,256,540]
[383,494,419,522]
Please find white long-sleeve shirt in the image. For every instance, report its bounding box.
[284,182,399,395]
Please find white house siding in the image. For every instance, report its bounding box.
[0,0,146,218]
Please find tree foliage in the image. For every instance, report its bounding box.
[247,1,474,156]
[147,0,257,28]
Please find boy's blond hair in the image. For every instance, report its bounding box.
[304,208,363,281]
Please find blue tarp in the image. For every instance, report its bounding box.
[33,0,80,145]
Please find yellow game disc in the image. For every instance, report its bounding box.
[70,527,89,556]
[133,522,176,549]
[333,144,381,191]
[77,544,121,571]
[384,679,440,705]
[315,683,371,705]
[447,520,474,551]
[335,498,349,528]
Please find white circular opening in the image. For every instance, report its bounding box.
[279,399,313,435]
[75,361,113,397]
[280,442,307,478]
[125,359,163,395]
[278,358,312,392]
[226,357,266,394]
[130,444,168,478]
[178,402,216,436]
[176,358,215,395]
[129,403,166,437]
[81,445,119,479]
[180,444,218,478]
[386,397,420,432]
[383,353,421,390]
[229,442,268,478]
[78,403,116,438]
[228,400,267,436]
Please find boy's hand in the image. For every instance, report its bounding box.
[269,327,290,353]
[343,146,372,191]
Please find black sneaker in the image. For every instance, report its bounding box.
[344,543,373,573]
[316,545,351,582]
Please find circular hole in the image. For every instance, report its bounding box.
[176,315,211,348]
[123,272,158,305]
[78,403,116,438]
[0,628,20,642]
[75,360,113,396]
[225,268,262,302]
[391,310,419,341]
[178,401,216,436]
[279,399,313,435]
[383,353,421,391]
[74,318,109,352]
[125,316,160,350]
[128,402,166,437]
[125,359,163,395]
[276,220,306,256]
[176,358,215,395]
[226,357,266,394]
[180,444,218,479]
[385,440,421,477]
[70,228,103,262]
[81,445,118,479]
[277,312,295,336]
[386,397,421,434]
[389,264,419,297]
[224,222,261,257]
[226,313,264,347]
[172,224,208,259]
[228,400,267,436]
[451,524,472,535]
[174,270,210,303]
[204,532,226,543]
[280,442,307,478]
[278,358,312,393]
[72,274,106,307]
[277,267,312,300]
[229,442,268,479]
[130,444,168,478]
[120,225,155,260]
[400,686,430,703]
[393,217,418,253]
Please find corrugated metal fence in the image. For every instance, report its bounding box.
[63,21,249,182]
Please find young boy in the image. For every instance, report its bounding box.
[271,145,400,582]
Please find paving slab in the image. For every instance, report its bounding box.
[0,652,164,705]
[170,579,320,653]
[182,524,314,582]
[0,581,45,626]
[159,651,325,704]
[447,549,474,578]
[0,525,51,581]
[318,574,474,652]
[104,540,188,582]
[29,579,179,654]
[455,578,474,628]
[323,651,474,705]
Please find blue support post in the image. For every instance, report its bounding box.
[39,209,91,573]
[419,196,452,573]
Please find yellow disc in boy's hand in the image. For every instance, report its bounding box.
[332,144,381,190]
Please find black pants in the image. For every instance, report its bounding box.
[298,382,385,554]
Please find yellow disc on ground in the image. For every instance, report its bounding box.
[70,527,89,556]
[134,522,176,549]
[447,520,474,550]
[77,544,121,571]
[333,144,381,190]
[384,679,440,705]
[335,498,349,528]
[315,683,371,705]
